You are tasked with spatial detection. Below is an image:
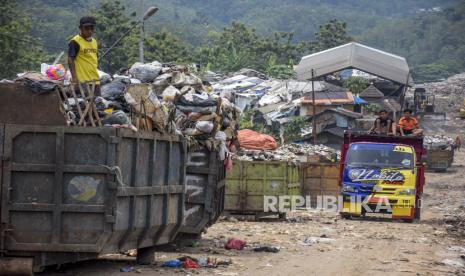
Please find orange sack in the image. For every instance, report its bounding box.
[237,129,278,150]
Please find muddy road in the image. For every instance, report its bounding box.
[44,150,465,276]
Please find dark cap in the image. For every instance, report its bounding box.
[79,16,96,27]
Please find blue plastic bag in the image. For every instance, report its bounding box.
[161,259,182,268]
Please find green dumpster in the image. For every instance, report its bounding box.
[225,160,300,218]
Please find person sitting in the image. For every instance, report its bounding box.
[398,109,423,136]
[369,109,396,135]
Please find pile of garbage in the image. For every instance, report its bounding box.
[50,61,241,155]
[234,143,340,162]
[424,72,465,115]
[424,135,456,150]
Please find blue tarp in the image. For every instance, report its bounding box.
[353,95,368,105]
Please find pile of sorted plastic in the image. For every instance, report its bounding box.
[57,61,241,156]
[424,135,456,150]
[233,143,340,162]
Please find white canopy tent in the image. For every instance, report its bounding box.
[295,42,411,84]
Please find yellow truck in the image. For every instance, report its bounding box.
[340,132,425,223]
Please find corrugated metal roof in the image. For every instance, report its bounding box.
[359,83,384,99]
[299,91,354,105]
[295,42,410,84]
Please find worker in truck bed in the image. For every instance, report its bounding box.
[68,16,100,96]
[398,109,423,136]
[369,109,397,135]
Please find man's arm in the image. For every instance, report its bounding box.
[397,119,404,136]
[68,40,79,84]
[413,118,420,130]
[369,119,378,132]
[68,57,78,84]
[390,120,397,135]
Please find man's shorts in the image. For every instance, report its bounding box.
[403,129,413,135]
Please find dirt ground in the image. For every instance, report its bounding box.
[43,150,465,276]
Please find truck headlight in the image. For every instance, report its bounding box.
[342,185,356,193]
[398,189,415,195]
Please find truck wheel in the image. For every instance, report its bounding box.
[340,213,351,219]
[414,204,421,221]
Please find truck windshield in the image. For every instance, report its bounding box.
[346,143,414,169]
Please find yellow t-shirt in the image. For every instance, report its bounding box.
[70,34,99,84]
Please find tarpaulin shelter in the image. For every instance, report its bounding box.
[294,42,411,85]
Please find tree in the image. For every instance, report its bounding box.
[283,117,309,143]
[92,0,138,73]
[0,0,49,78]
[194,22,309,76]
[126,29,192,65]
[344,76,370,94]
[314,19,353,52]
[265,55,295,79]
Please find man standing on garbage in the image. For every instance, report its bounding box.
[68,16,100,95]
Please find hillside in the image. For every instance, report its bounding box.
[8,0,465,81]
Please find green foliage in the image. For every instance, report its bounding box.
[239,109,259,130]
[313,20,353,52]
[128,29,192,65]
[343,76,370,94]
[3,0,465,81]
[92,0,138,73]
[360,2,465,82]
[193,22,307,75]
[0,0,49,78]
[283,117,309,143]
[365,103,382,113]
[265,56,296,79]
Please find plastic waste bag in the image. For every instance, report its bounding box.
[172,71,202,87]
[196,121,214,134]
[98,69,111,84]
[215,131,229,161]
[161,260,182,268]
[101,78,130,100]
[162,85,180,102]
[225,238,246,250]
[102,110,130,125]
[178,92,217,107]
[182,258,200,269]
[129,61,162,83]
[41,63,66,81]
[238,129,278,150]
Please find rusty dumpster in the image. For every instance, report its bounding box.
[301,162,340,208]
[426,148,454,172]
[225,160,300,219]
[178,147,226,238]
[0,124,186,272]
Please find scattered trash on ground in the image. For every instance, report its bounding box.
[225,238,247,250]
[161,259,183,268]
[120,266,135,272]
[253,246,280,253]
[160,256,232,269]
[234,143,339,162]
